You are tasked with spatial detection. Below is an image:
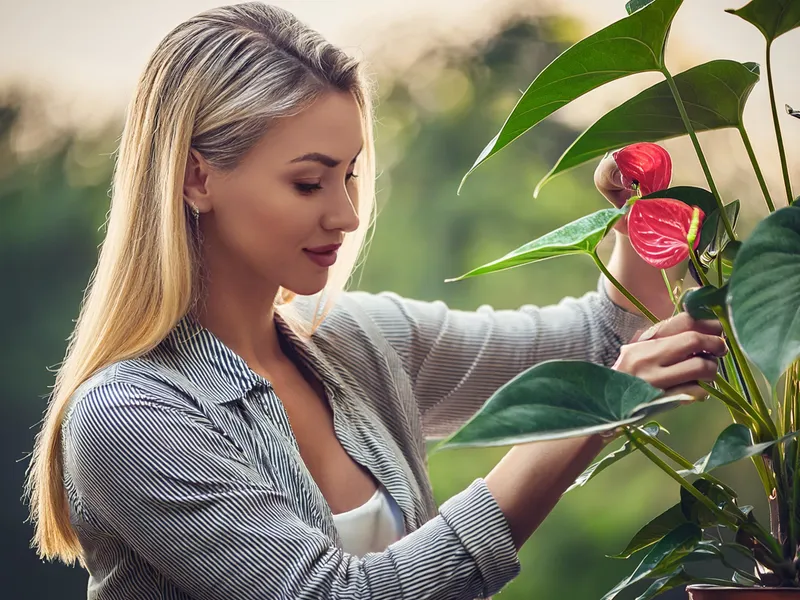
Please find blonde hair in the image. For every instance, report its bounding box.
[25,2,377,564]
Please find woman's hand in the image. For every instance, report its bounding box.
[613,312,726,401]
[594,151,633,234]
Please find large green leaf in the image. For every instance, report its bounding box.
[433,361,691,450]
[568,422,664,492]
[682,424,800,475]
[728,206,800,387]
[603,523,702,600]
[535,61,760,195]
[459,0,684,190]
[726,0,800,42]
[611,504,689,559]
[445,207,625,281]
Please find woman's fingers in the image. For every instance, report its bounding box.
[648,355,720,390]
[655,331,727,366]
[635,312,723,341]
[614,313,725,392]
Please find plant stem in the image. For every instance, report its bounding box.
[738,125,776,212]
[591,252,659,323]
[715,308,777,439]
[766,40,794,205]
[713,376,774,437]
[643,429,737,498]
[700,381,760,431]
[661,269,676,305]
[689,248,711,287]
[626,428,739,529]
[661,67,735,240]
[716,252,723,287]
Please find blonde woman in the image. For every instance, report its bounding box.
[25,4,726,599]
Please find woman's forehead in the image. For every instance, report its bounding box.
[256,92,364,164]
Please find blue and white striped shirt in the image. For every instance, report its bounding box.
[62,279,648,599]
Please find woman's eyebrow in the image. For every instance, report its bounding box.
[288,146,364,168]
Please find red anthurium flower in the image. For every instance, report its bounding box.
[628,199,705,269]
[613,142,673,196]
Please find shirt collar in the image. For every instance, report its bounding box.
[162,307,344,406]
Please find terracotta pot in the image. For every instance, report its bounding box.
[687,584,800,599]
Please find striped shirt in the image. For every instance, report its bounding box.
[62,278,648,599]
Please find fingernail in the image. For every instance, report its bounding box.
[637,324,660,342]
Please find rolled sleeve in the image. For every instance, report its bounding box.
[344,278,650,440]
[63,382,521,600]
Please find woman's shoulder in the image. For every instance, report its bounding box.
[62,355,202,436]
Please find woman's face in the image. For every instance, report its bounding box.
[187,91,363,297]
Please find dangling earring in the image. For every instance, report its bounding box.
[190,203,200,226]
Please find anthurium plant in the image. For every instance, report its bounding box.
[434,0,800,596]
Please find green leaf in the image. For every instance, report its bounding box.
[726,0,800,42]
[683,424,800,475]
[535,61,760,195]
[700,201,741,263]
[682,284,728,321]
[611,504,689,559]
[635,567,694,600]
[433,361,691,450]
[568,422,665,492]
[643,187,719,222]
[446,207,625,281]
[627,0,657,14]
[728,206,800,387]
[603,523,702,600]
[460,0,684,189]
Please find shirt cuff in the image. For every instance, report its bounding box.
[438,478,521,598]
[596,274,652,344]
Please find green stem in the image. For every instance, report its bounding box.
[592,252,659,323]
[738,125,776,212]
[626,429,739,530]
[661,67,735,240]
[661,269,676,305]
[700,381,759,431]
[716,252,723,287]
[713,376,773,437]
[689,248,711,287]
[643,428,736,498]
[766,40,794,205]
[715,308,777,439]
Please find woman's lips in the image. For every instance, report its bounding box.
[303,248,338,268]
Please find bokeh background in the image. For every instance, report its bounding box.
[2,0,800,598]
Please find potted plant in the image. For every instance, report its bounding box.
[433,0,800,598]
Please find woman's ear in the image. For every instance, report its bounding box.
[183,148,212,212]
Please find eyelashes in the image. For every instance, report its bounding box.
[294,173,358,196]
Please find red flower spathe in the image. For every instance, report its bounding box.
[613,143,673,196]
[628,198,705,269]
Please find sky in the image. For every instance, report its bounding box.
[1,0,798,205]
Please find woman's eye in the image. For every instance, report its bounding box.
[294,182,323,195]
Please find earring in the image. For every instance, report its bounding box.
[190,203,200,225]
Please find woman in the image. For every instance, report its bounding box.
[25,4,726,599]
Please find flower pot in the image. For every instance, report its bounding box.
[687,585,800,599]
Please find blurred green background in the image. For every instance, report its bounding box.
[1,8,785,600]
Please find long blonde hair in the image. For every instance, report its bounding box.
[25,2,377,564]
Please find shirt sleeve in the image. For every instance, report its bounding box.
[63,381,521,600]
[342,275,650,440]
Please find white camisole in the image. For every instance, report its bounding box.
[331,483,406,557]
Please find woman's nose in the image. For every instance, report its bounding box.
[323,188,360,233]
